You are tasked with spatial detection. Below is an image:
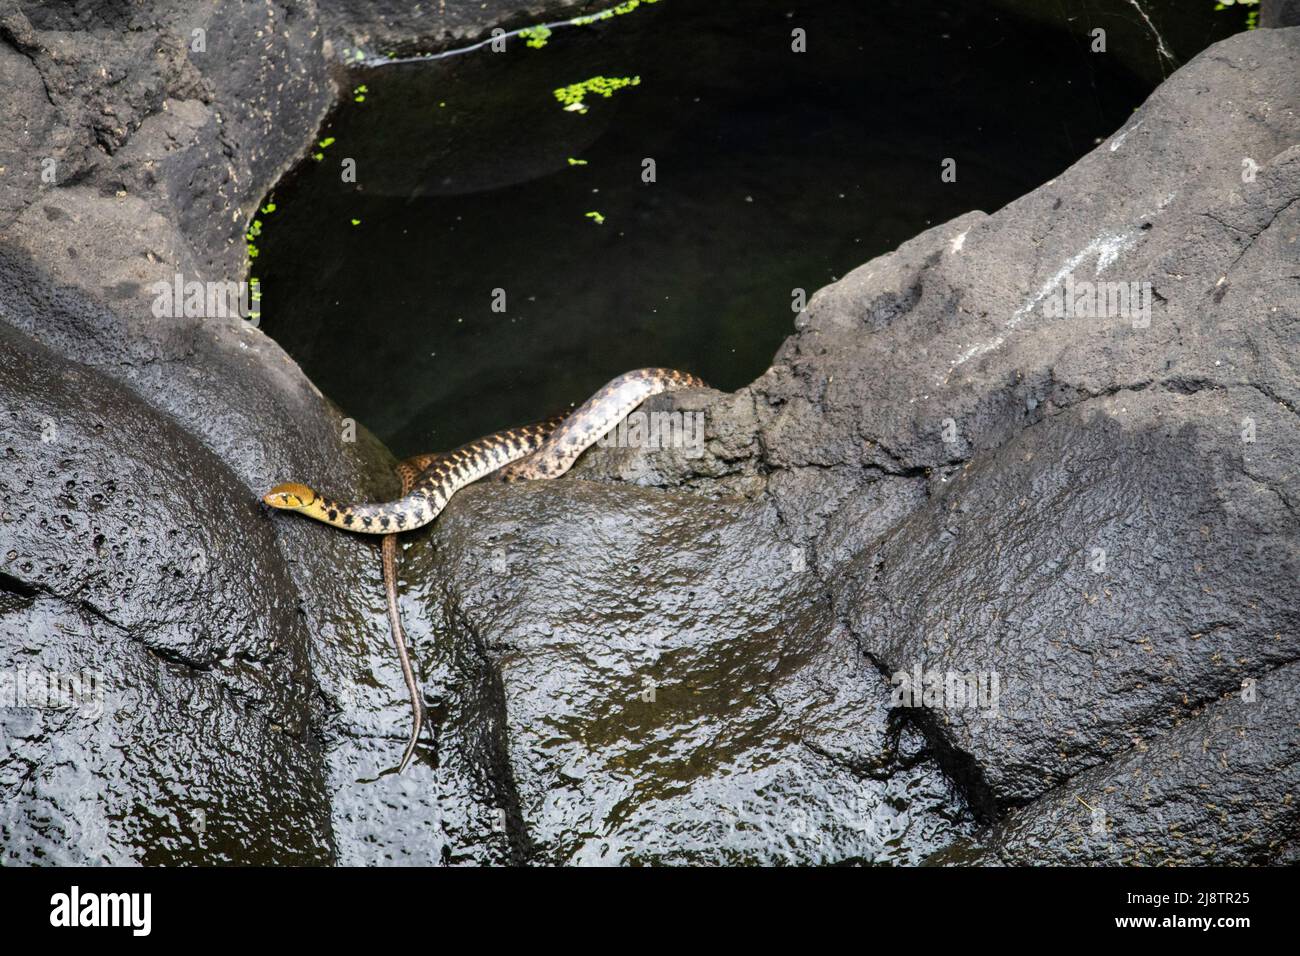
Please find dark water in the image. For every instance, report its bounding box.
[257,0,1244,455]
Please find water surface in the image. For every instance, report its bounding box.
[257,0,1242,454]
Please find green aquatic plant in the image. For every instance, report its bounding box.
[354,84,368,103]
[507,0,661,57]
[311,136,336,162]
[586,211,606,224]
[571,0,660,27]
[519,25,552,48]
[245,216,263,259]
[554,75,640,113]
[1214,0,1259,29]
[246,197,277,289]
[567,157,589,166]
[247,277,261,323]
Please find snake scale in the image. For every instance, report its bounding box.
[264,368,707,771]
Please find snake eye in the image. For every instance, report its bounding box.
[264,483,314,510]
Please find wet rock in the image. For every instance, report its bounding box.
[1,0,1295,867]
[0,321,331,864]
[0,0,639,869]
[0,0,415,864]
[561,26,1300,859]
[838,387,1299,812]
[413,479,973,863]
[933,662,1300,865]
[618,27,1296,858]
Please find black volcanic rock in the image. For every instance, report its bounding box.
[0,0,1295,864]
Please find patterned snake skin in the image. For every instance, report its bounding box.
[380,416,564,772]
[264,368,707,532]
[263,368,708,771]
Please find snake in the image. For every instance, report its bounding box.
[263,368,708,771]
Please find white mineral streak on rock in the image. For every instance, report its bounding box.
[1109,119,1142,152]
[946,229,1137,376]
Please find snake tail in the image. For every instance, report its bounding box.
[264,369,707,773]
[384,419,563,771]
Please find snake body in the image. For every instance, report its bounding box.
[380,416,565,771]
[263,423,547,534]
[264,368,707,771]
[496,367,707,481]
[265,368,706,532]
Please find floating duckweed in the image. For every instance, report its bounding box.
[567,157,589,166]
[1214,1,1259,30]
[245,217,263,260]
[554,75,640,113]
[571,0,660,27]
[519,25,552,48]
[247,199,276,278]
[354,84,368,103]
[585,211,605,224]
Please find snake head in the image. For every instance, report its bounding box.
[263,482,316,510]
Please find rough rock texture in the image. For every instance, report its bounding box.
[683,27,1295,857]
[411,480,971,864]
[0,0,548,865]
[1263,0,1300,29]
[564,25,1300,859]
[0,320,333,863]
[932,662,1300,865]
[841,387,1297,811]
[0,0,1296,865]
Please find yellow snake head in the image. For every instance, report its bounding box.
[263,482,317,511]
